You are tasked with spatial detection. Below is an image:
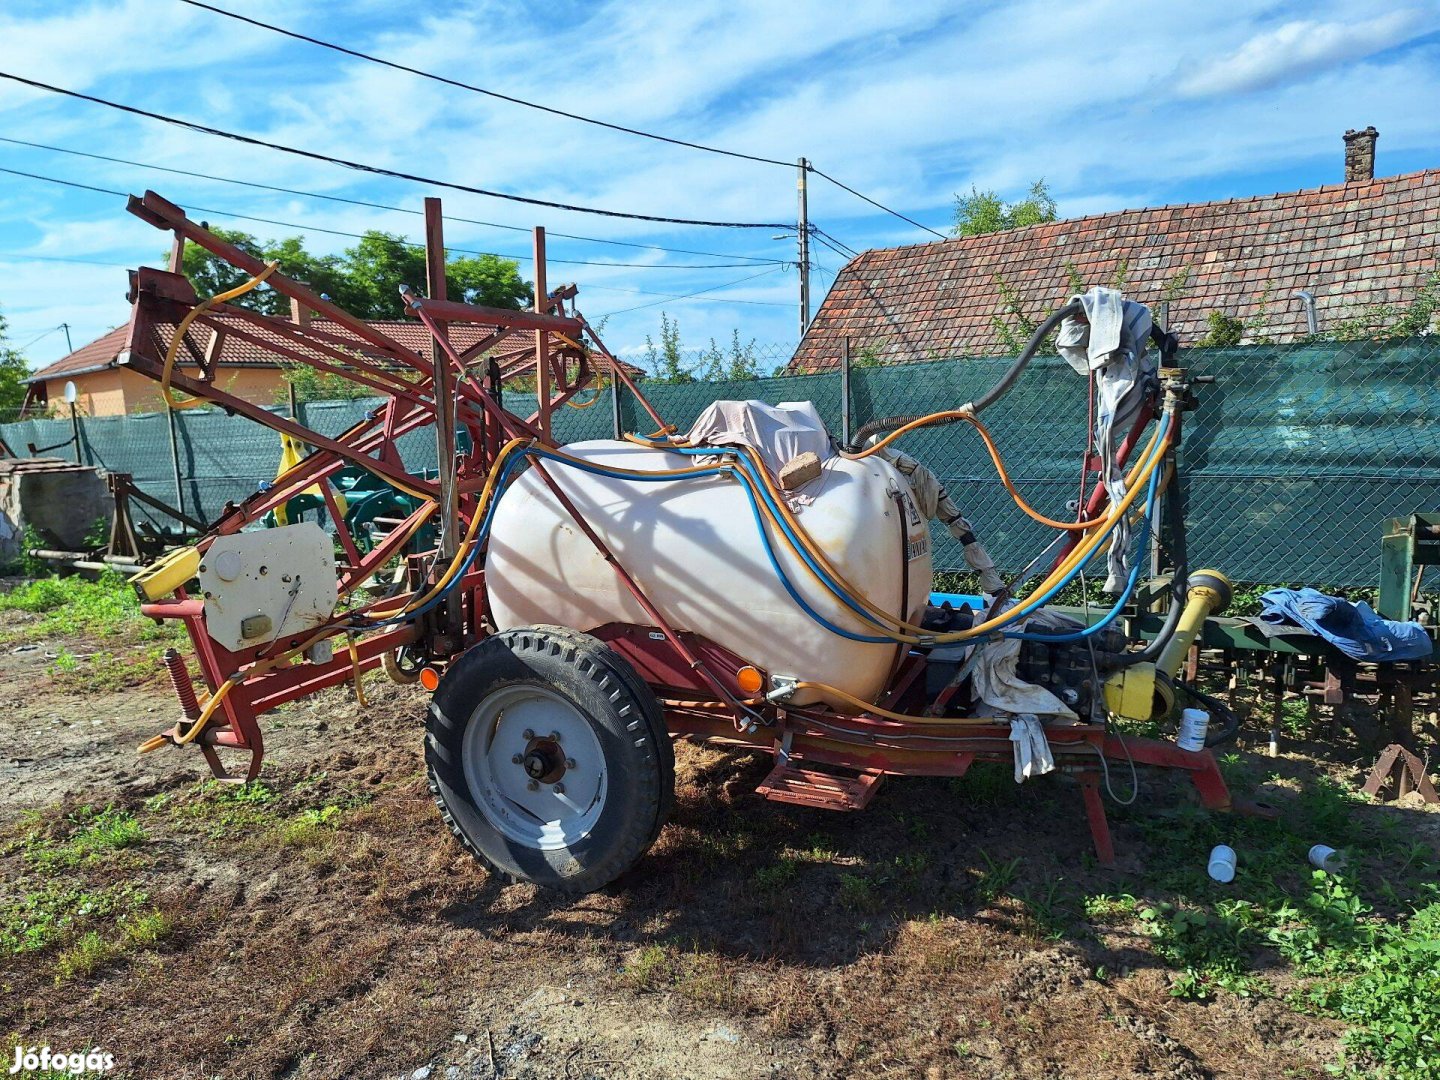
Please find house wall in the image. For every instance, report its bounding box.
[43,367,288,417]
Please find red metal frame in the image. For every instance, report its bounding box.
[118,189,1246,866]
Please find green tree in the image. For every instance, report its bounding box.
[643,313,694,383]
[954,179,1058,237]
[0,307,32,418]
[699,329,762,381]
[175,229,528,319]
[334,232,530,319]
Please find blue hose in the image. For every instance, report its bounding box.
[356,416,1163,645]
[663,419,1163,637]
[1000,442,1163,642]
[524,448,892,642]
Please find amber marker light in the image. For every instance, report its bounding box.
[736,665,765,695]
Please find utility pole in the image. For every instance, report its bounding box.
[60,323,72,353]
[797,157,811,341]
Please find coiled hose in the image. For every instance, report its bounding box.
[844,299,1083,451]
[1176,680,1243,747]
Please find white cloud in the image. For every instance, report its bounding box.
[1178,10,1433,98]
[3,0,1440,363]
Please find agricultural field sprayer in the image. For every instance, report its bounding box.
[120,190,1259,893]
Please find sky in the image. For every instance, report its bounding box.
[1,0,1438,375]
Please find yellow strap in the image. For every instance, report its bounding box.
[347,635,369,708]
[162,261,280,411]
[274,432,347,526]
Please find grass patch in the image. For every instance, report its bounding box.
[0,570,183,648]
[26,806,146,871]
[620,944,673,992]
[48,647,175,693]
[973,850,1020,905]
[53,930,121,981]
[1302,900,1440,1078]
[1108,767,1440,1075]
[52,909,174,984]
[0,882,149,956]
[164,779,282,837]
[618,944,737,1008]
[281,804,345,847]
[753,854,800,893]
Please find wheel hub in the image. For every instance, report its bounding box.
[522,739,565,784]
[460,684,607,851]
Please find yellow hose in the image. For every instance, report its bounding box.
[793,680,998,726]
[161,262,280,411]
[624,421,1172,644]
[142,407,1170,753]
[347,634,370,707]
[836,410,1154,532]
[143,623,340,752]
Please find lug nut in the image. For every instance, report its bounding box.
[522,729,535,740]
[552,782,565,794]
[526,780,539,791]
[511,753,523,765]
[549,731,561,742]
[564,758,576,770]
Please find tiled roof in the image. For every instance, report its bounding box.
[791,169,1440,370]
[25,325,130,382]
[28,315,643,383]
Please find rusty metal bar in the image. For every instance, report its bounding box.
[533,227,552,442]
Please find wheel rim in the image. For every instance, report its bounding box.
[461,684,608,851]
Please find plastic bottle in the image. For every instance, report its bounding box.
[1177,707,1210,752]
[1207,844,1237,883]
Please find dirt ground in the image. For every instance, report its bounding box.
[3,614,1434,1080]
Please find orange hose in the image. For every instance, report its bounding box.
[843,411,1161,532]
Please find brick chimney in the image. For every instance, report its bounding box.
[289,296,312,328]
[1343,126,1378,183]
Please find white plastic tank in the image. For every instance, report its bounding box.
[485,439,932,708]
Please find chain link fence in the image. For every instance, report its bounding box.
[4,336,1437,587]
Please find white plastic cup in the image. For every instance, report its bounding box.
[1208,844,1237,883]
[1177,707,1210,752]
[1308,844,1345,874]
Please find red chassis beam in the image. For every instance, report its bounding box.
[143,593,424,782]
[662,702,1245,867]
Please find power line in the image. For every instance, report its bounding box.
[0,70,792,229]
[0,250,133,268]
[811,224,860,259]
[174,2,952,241]
[0,166,770,270]
[581,281,789,307]
[0,172,793,316]
[806,165,947,239]
[0,135,783,265]
[809,229,859,265]
[178,0,794,170]
[15,324,66,350]
[594,267,785,318]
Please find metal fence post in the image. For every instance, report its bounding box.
[166,407,185,520]
[840,337,852,447]
[69,403,82,466]
[610,368,623,440]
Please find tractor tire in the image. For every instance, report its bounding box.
[425,625,672,893]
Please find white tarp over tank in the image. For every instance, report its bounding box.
[683,400,833,471]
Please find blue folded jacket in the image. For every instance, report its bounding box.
[1257,588,1433,662]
